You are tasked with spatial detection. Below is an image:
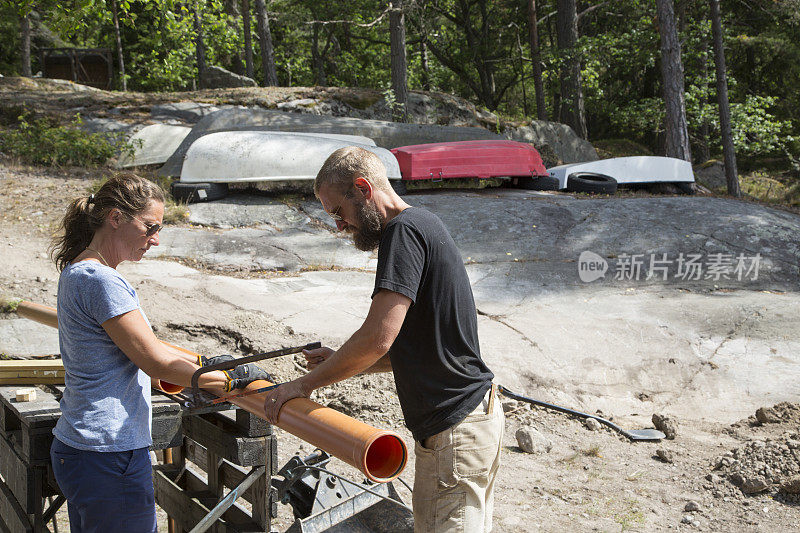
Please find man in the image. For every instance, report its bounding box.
[263,146,504,532]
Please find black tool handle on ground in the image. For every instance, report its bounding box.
[190,341,322,405]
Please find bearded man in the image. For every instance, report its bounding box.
[263,146,504,532]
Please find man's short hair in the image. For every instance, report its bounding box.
[314,146,391,196]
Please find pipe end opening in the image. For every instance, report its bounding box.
[364,434,407,482]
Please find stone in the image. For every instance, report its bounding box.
[80,117,140,135]
[741,476,770,494]
[693,161,726,190]
[656,448,674,463]
[515,426,552,454]
[684,501,701,512]
[681,515,693,524]
[276,98,318,111]
[780,475,800,494]
[151,102,221,123]
[501,400,519,413]
[584,418,602,431]
[755,406,781,424]
[652,413,678,440]
[475,108,499,128]
[202,65,257,89]
[729,472,745,487]
[506,120,598,164]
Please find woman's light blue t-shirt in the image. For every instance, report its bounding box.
[54,261,152,452]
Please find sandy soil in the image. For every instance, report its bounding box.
[1,162,799,532]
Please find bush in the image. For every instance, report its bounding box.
[0,114,133,167]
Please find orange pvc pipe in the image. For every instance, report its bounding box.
[231,380,407,482]
[15,301,408,482]
[16,301,183,393]
[16,300,58,328]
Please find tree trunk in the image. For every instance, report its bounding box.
[20,10,31,77]
[389,0,408,122]
[709,0,740,197]
[420,41,431,91]
[255,0,278,86]
[698,28,710,163]
[655,0,691,162]
[111,0,127,91]
[193,2,207,89]
[310,23,326,86]
[517,30,528,116]
[242,0,253,78]
[556,0,587,139]
[527,0,547,121]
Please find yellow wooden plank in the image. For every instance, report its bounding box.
[0,377,64,385]
[0,360,64,370]
[0,371,65,378]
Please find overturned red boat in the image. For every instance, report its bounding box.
[390,140,548,181]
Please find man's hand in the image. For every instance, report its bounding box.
[263,379,311,424]
[303,346,334,370]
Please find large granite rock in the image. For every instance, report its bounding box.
[507,121,598,165]
[151,102,222,123]
[202,66,257,89]
[694,161,727,190]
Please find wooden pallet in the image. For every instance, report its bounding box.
[0,385,275,533]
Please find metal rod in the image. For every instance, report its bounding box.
[165,448,178,533]
[188,466,266,533]
[41,494,65,525]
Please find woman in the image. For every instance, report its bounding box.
[49,173,265,532]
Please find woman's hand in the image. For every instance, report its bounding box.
[224,363,272,391]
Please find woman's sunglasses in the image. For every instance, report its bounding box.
[131,215,162,237]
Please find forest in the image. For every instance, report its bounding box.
[1,0,799,176]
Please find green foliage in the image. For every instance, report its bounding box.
[0,296,22,314]
[0,114,131,167]
[1,0,798,165]
[728,96,795,156]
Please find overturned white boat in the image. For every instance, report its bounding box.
[116,124,192,168]
[548,156,694,190]
[180,131,399,183]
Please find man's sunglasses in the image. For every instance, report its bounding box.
[328,189,354,222]
[131,215,162,237]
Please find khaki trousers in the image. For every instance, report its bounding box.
[412,386,505,532]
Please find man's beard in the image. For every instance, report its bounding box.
[351,199,383,252]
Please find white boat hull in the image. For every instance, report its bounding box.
[180,131,400,183]
[548,156,694,190]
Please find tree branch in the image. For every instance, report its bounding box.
[299,6,391,28]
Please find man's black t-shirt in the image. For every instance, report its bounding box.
[373,207,493,441]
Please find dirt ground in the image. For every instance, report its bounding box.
[1,162,799,533]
